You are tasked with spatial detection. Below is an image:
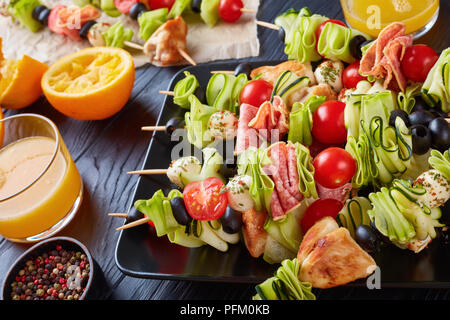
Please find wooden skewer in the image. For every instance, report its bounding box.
[116,216,152,231]
[255,20,280,31]
[108,213,129,218]
[178,47,197,66]
[123,41,197,66]
[159,90,174,96]
[124,41,144,51]
[127,169,168,175]
[240,8,257,13]
[210,70,234,74]
[141,126,166,131]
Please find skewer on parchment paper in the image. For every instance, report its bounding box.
[123,41,197,66]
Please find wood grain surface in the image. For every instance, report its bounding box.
[1,0,449,300]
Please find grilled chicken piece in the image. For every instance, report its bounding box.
[297,217,339,265]
[143,16,188,66]
[250,60,316,85]
[284,83,337,107]
[242,208,268,258]
[299,227,377,289]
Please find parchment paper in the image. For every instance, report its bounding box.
[0,0,260,67]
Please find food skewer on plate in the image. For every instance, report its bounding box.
[113,6,450,297]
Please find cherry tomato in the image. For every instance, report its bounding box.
[401,44,439,83]
[342,60,367,89]
[218,0,243,23]
[183,177,228,221]
[114,0,139,13]
[301,199,343,233]
[313,147,356,189]
[312,100,347,144]
[149,0,175,10]
[239,79,273,107]
[315,19,346,51]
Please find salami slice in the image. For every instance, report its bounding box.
[236,97,289,154]
[359,22,412,92]
[316,182,352,203]
[235,103,261,154]
[265,142,303,220]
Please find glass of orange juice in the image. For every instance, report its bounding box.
[0,113,83,242]
[341,0,440,38]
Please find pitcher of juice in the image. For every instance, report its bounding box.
[341,0,440,38]
[0,113,83,242]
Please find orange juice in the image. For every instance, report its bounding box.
[341,0,439,38]
[0,136,82,239]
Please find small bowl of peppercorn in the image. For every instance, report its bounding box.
[1,236,103,300]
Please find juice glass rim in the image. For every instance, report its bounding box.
[0,113,60,202]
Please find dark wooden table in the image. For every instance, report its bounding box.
[1,0,450,300]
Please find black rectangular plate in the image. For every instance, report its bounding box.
[115,60,450,287]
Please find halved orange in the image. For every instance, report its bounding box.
[41,47,135,120]
[0,38,49,110]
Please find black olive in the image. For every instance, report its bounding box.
[349,35,368,60]
[408,110,436,127]
[37,8,51,26]
[191,0,202,13]
[389,109,409,127]
[170,197,192,226]
[428,117,450,151]
[355,225,380,252]
[129,3,147,19]
[127,208,145,223]
[32,5,47,21]
[429,108,449,119]
[411,95,430,113]
[410,124,432,155]
[79,21,97,40]
[194,86,206,104]
[219,207,242,234]
[234,62,252,78]
[278,27,286,42]
[219,162,238,180]
[165,117,185,136]
[356,185,375,198]
[369,219,390,244]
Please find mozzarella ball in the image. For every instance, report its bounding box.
[208,110,238,141]
[87,22,110,47]
[314,60,344,92]
[225,175,254,212]
[415,169,450,209]
[166,156,201,188]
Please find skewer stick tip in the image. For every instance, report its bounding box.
[210,70,234,75]
[255,20,280,31]
[108,213,129,218]
[159,90,175,96]
[124,40,145,51]
[127,169,169,175]
[116,216,151,231]
[240,8,257,13]
[178,48,197,66]
[141,126,166,132]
